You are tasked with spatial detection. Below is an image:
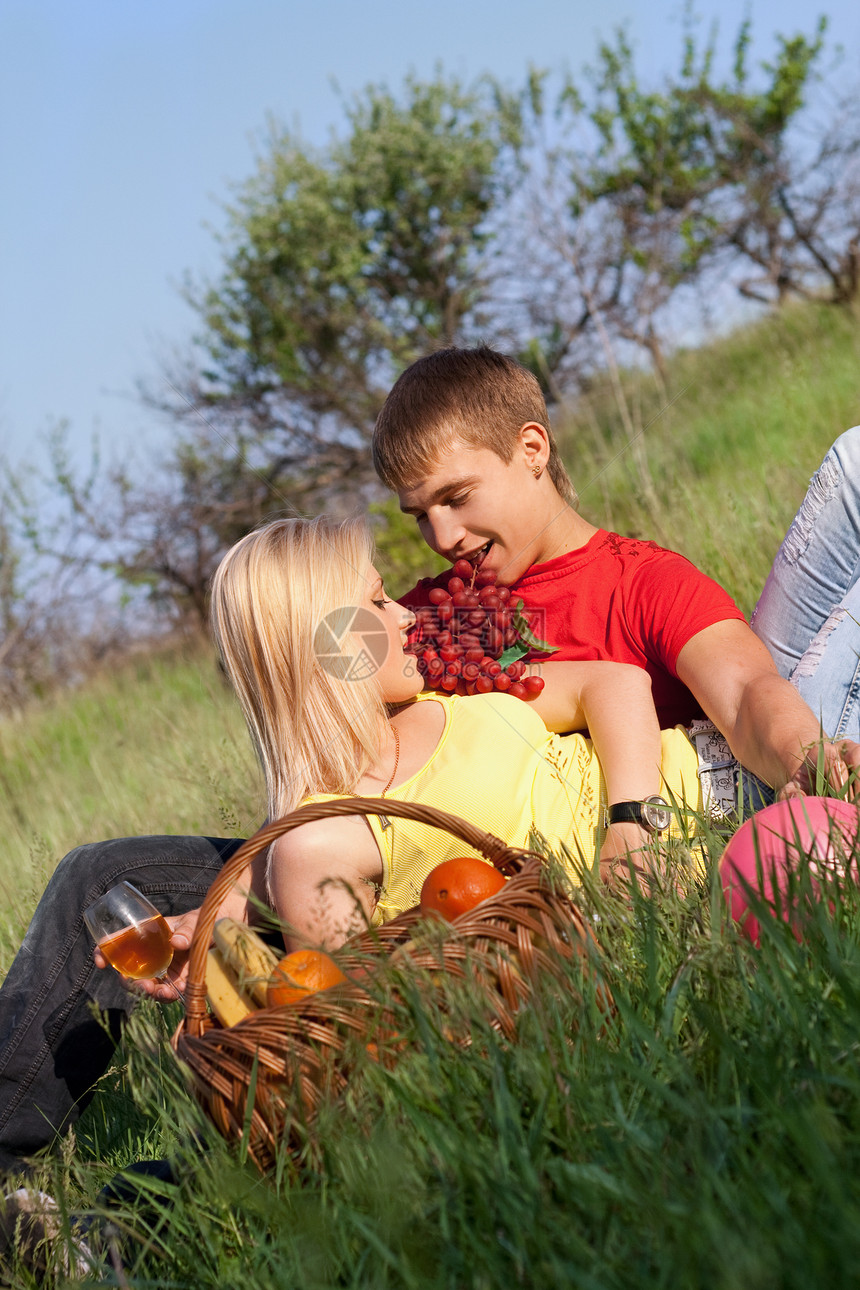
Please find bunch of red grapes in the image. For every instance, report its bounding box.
[406,559,545,702]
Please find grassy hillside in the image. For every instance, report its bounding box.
[559,302,860,615]
[2,300,858,941]
[1,301,860,1287]
[0,642,261,949]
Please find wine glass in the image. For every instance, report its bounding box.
[84,881,182,999]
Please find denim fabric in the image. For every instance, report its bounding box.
[737,768,776,818]
[751,428,860,740]
[0,834,243,1172]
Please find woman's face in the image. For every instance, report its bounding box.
[363,565,422,704]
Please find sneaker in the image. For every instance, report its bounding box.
[0,1188,95,1281]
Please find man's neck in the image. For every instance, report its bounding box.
[531,505,599,567]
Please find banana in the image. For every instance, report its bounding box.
[212,918,281,1007]
[205,949,255,1027]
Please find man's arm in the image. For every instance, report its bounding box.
[676,619,860,795]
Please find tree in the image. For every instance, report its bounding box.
[0,435,137,710]
[525,14,860,389]
[711,70,860,305]
[152,74,523,502]
[29,45,860,641]
[119,73,525,619]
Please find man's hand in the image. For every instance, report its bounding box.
[777,739,860,802]
[678,621,860,799]
[93,908,202,1001]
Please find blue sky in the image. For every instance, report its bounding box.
[1,0,858,471]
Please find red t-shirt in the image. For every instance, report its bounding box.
[400,530,746,728]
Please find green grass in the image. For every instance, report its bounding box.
[2,300,860,1286]
[0,640,262,950]
[13,857,860,1288]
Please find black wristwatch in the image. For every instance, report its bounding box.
[607,796,672,834]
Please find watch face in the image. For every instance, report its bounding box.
[643,796,672,831]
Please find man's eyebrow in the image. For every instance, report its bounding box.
[399,475,480,514]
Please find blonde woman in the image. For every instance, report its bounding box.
[208,516,702,949]
[0,513,702,1177]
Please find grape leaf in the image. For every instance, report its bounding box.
[511,601,558,655]
[498,641,530,668]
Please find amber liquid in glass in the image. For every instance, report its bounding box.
[98,914,173,979]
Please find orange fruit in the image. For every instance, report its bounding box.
[365,1027,404,1064]
[419,856,506,920]
[266,948,347,1006]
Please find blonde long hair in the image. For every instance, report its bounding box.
[210,516,387,820]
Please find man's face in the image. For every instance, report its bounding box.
[397,437,561,584]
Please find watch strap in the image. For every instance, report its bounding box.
[607,796,671,833]
[608,801,650,828]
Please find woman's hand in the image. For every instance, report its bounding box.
[598,820,652,886]
[598,822,682,892]
[93,908,203,1001]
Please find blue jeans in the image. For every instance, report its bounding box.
[750,428,860,740]
[0,834,242,1173]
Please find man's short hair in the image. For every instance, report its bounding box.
[372,345,577,504]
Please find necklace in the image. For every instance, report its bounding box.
[381,722,400,795]
[378,722,400,830]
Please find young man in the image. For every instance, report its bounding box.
[2,347,859,1177]
[373,345,860,802]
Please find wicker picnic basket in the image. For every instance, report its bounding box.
[172,797,607,1172]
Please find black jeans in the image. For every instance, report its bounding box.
[0,834,244,1173]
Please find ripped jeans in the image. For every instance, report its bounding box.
[751,428,860,740]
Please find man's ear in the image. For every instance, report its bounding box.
[519,422,550,472]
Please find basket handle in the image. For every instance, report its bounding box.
[183,795,532,1033]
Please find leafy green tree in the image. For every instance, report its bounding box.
[153,75,524,506]
[36,44,858,634]
[121,74,525,619]
[705,38,860,306]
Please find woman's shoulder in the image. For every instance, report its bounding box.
[271,809,380,875]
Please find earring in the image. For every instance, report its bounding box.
[532,465,542,478]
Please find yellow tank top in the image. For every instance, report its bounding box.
[303,691,702,923]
